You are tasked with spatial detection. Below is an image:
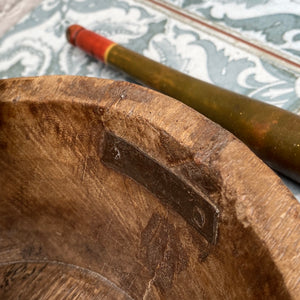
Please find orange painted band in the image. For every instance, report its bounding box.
[67,25,116,63]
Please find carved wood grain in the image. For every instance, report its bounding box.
[0,76,299,299]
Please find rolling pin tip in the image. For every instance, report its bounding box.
[66,24,85,45]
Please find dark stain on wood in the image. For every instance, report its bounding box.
[179,161,222,197]
[140,213,188,294]
[159,130,194,165]
[0,79,7,93]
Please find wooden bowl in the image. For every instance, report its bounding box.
[0,76,299,299]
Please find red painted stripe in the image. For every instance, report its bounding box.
[67,25,115,62]
[144,0,300,70]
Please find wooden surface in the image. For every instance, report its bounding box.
[0,76,299,299]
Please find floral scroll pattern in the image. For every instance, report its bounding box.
[164,0,300,61]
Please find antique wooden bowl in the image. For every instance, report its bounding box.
[0,76,299,299]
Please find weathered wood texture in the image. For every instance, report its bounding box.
[0,76,299,299]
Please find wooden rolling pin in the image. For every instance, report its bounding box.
[66,24,300,183]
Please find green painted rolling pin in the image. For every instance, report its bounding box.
[66,24,300,183]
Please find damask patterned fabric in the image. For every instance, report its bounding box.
[0,0,299,200]
[165,0,300,62]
